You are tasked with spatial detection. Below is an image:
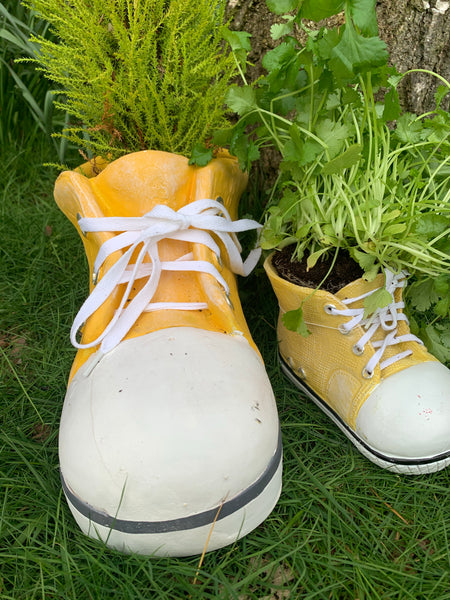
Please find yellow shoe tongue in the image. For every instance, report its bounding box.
[89,151,196,216]
[335,273,385,305]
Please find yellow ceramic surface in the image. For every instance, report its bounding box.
[54,150,258,381]
[264,254,436,429]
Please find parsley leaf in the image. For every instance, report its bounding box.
[363,287,393,317]
[271,16,295,41]
[349,0,379,36]
[407,278,438,312]
[394,113,423,144]
[321,144,362,174]
[422,324,450,362]
[414,214,449,238]
[330,20,388,80]
[221,27,252,72]
[225,85,257,116]
[299,0,345,21]
[262,40,298,73]
[189,143,213,166]
[282,306,311,337]
[267,0,299,14]
[316,119,354,158]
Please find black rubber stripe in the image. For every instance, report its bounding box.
[279,354,450,467]
[60,427,282,534]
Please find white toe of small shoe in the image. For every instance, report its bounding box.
[355,361,450,474]
[59,327,281,556]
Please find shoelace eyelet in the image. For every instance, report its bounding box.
[338,323,351,335]
[362,367,374,379]
[296,366,306,379]
[353,344,364,356]
[287,357,306,379]
[324,304,336,315]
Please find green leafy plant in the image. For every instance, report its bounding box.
[22,0,236,161]
[219,0,450,359]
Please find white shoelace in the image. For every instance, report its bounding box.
[325,270,423,377]
[72,199,262,355]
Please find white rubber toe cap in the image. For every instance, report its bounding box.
[355,361,450,461]
[59,327,280,530]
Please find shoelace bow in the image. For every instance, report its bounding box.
[72,199,262,355]
[326,270,423,377]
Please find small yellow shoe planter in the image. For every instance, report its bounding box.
[55,151,281,557]
[265,253,450,475]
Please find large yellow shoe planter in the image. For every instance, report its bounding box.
[265,254,450,475]
[55,151,282,557]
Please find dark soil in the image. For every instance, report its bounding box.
[272,245,364,294]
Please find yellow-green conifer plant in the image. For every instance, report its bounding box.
[23,0,235,161]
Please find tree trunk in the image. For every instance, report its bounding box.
[226,0,450,114]
[377,0,450,113]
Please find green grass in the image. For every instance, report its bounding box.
[0,1,68,159]
[1,141,450,600]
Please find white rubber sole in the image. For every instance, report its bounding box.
[280,355,450,475]
[60,432,283,557]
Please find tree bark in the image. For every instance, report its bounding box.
[377,0,450,113]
